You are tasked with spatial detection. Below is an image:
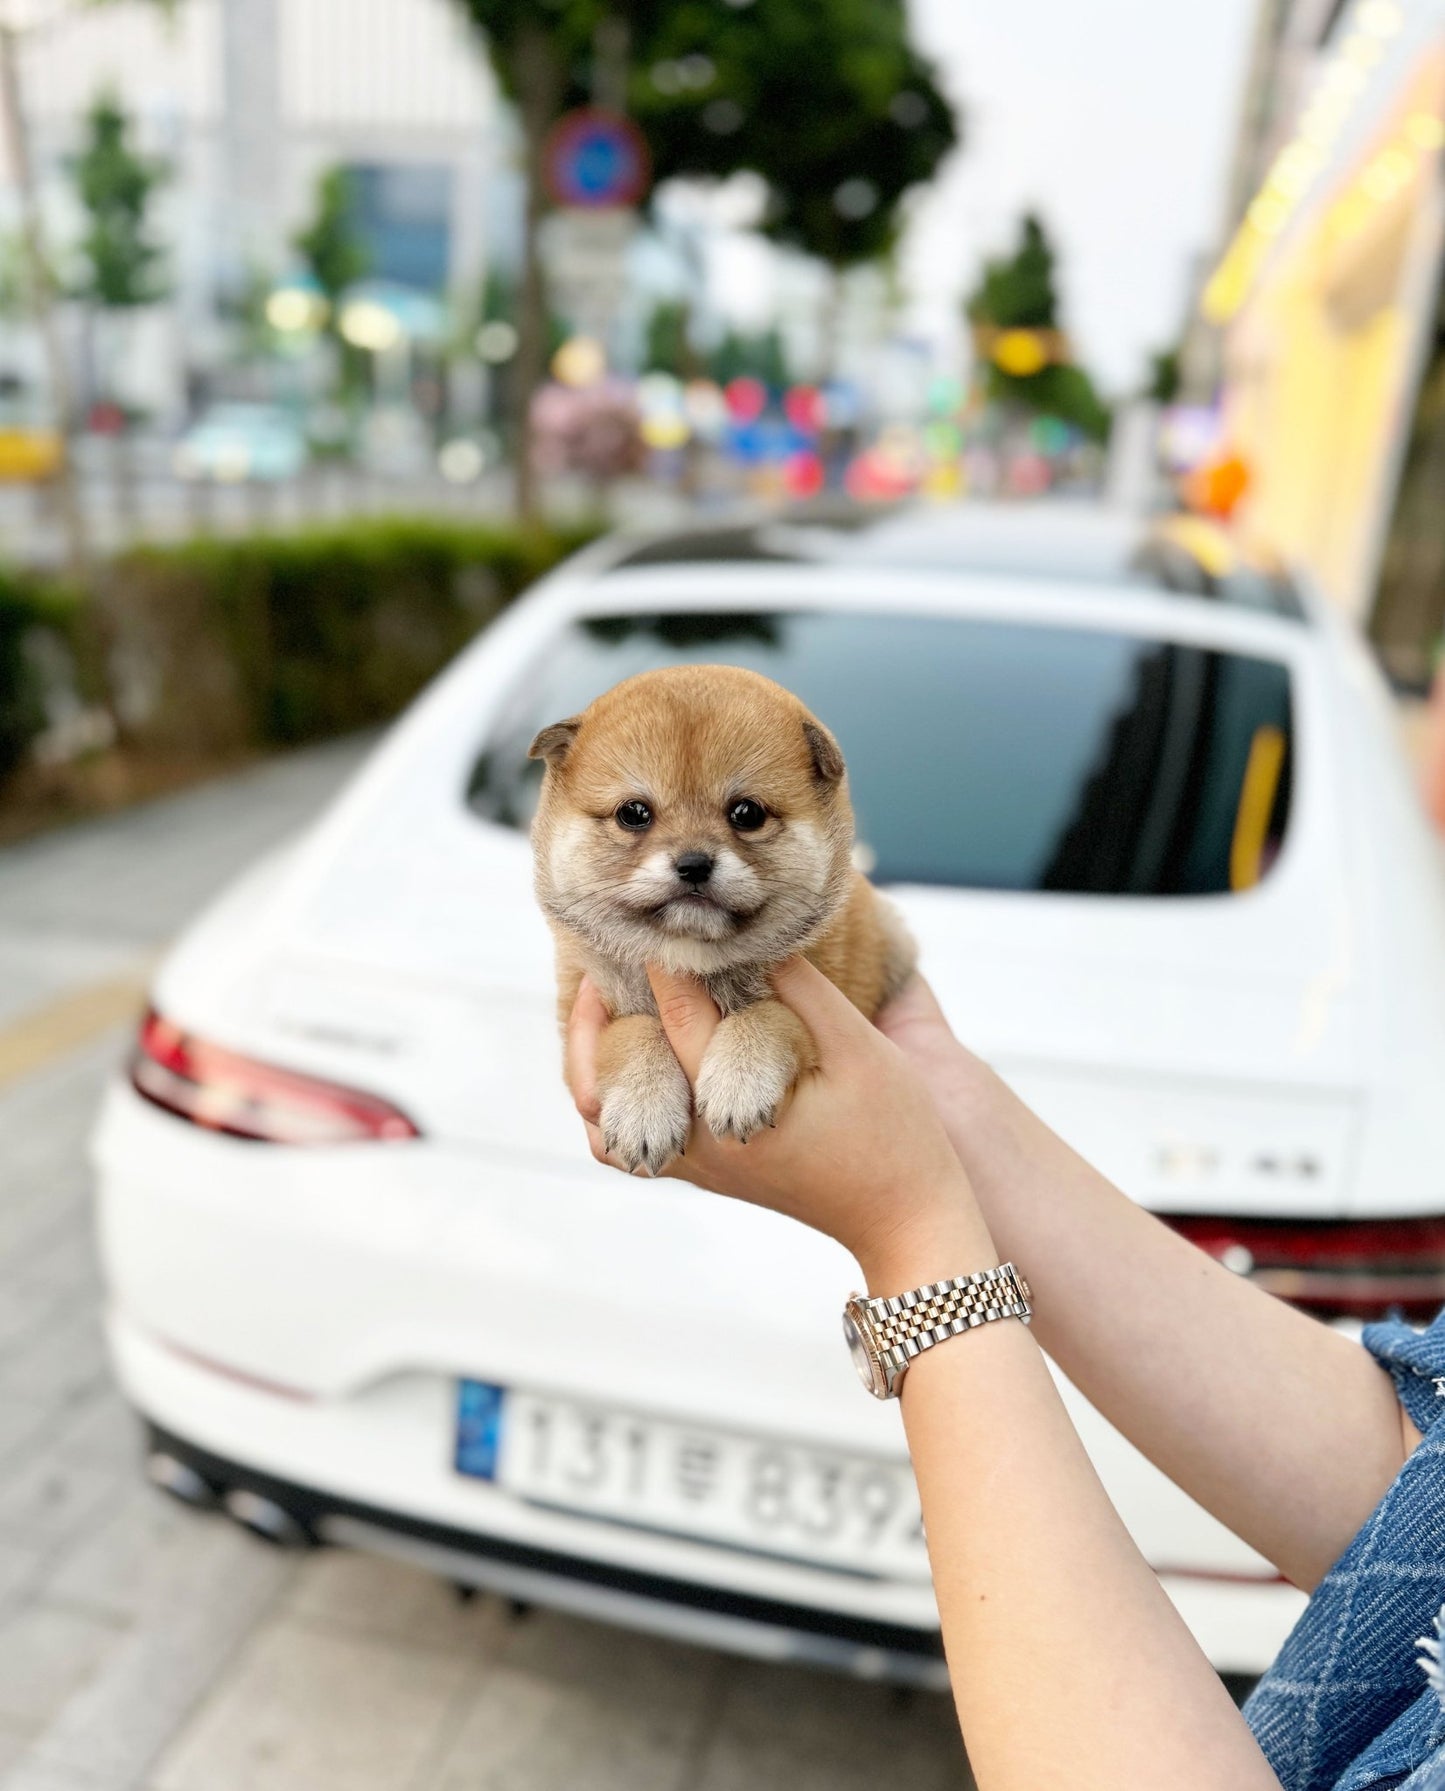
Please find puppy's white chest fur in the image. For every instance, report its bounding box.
[580,950,768,1022]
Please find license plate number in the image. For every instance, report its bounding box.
[455,1381,928,1581]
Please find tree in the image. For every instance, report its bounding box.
[708,325,790,390]
[69,89,170,531]
[1145,346,1182,406]
[454,0,959,514]
[0,0,179,585]
[293,166,370,400]
[635,13,956,276]
[72,91,168,315]
[294,167,369,306]
[642,298,693,376]
[966,212,1111,443]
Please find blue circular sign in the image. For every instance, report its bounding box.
[544,109,651,210]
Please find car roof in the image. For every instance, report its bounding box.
[597,501,1306,623]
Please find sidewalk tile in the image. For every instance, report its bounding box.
[425,1611,723,1791]
[0,1601,121,1736]
[150,1617,472,1791]
[24,1528,290,1786]
[692,1662,970,1791]
[285,1549,509,1654]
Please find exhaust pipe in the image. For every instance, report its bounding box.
[223,1487,313,1549]
[147,1451,220,1510]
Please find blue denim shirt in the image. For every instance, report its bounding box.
[1244,1309,1445,1790]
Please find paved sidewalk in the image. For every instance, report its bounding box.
[0,744,971,1791]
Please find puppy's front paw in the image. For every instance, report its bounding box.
[598,1058,691,1176]
[696,1017,796,1144]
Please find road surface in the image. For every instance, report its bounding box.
[0,740,971,1791]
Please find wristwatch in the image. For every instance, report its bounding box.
[842,1263,1032,1400]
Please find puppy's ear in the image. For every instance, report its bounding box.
[528,717,582,767]
[803,720,845,786]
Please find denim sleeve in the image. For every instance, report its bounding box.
[1363,1307,1445,1435]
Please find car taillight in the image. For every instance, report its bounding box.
[130,1008,420,1145]
[1165,1213,1445,1321]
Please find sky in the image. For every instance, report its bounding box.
[893,0,1262,391]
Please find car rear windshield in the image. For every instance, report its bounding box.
[467,611,1294,897]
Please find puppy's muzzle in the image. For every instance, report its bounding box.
[674,851,715,889]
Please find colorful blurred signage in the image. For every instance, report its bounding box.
[543,109,651,210]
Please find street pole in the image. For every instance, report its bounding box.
[511,21,562,525]
[0,13,92,586]
[591,12,629,114]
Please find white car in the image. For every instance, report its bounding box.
[93,504,1445,1684]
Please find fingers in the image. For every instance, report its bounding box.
[646,965,721,1081]
[877,973,949,1033]
[565,976,610,1125]
[769,956,875,1058]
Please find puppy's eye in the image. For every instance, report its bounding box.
[615,800,653,831]
[728,798,767,833]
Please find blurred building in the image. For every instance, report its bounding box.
[2,0,514,420]
[1202,0,1445,680]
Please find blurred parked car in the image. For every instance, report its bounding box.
[0,381,62,482]
[93,504,1445,1684]
[172,402,307,483]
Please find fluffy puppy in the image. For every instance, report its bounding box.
[529,663,914,1174]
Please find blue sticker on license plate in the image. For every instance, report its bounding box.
[455,1380,506,1481]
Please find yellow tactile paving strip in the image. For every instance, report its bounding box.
[0,967,155,1091]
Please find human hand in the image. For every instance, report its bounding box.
[567,960,996,1291]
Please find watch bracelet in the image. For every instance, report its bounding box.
[865,1263,1032,1367]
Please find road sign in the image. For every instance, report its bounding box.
[541,208,639,334]
[543,108,651,211]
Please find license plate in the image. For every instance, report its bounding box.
[455,1380,929,1581]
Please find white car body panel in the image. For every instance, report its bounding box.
[93,521,1445,1681]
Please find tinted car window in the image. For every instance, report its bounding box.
[469,612,1294,897]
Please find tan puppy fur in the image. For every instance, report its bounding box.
[529,664,915,1174]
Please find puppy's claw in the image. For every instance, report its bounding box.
[598,1077,691,1177]
[695,1031,793,1147]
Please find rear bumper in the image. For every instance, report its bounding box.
[141,1418,949,1685]
[97,1081,1309,1678]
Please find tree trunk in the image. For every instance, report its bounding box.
[0,21,91,586]
[510,24,563,525]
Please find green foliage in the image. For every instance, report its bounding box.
[0,580,48,781]
[0,576,89,784]
[70,90,169,309]
[1146,346,1182,405]
[708,325,790,389]
[967,212,1057,332]
[631,1,958,270]
[0,520,596,798]
[293,167,369,304]
[104,518,598,751]
[642,299,691,374]
[456,0,959,272]
[1019,363,1112,443]
[967,213,1112,443]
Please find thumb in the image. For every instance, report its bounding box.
[646,965,721,1081]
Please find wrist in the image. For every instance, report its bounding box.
[853,1176,999,1297]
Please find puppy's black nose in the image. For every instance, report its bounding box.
[675,852,715,888]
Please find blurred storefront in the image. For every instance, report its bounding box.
[1204,0,1445,683]
[3,0,513,422]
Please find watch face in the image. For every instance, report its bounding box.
[842,1302,887,1398]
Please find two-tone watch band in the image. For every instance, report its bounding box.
[843,1263,1032,1399]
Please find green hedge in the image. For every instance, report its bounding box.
[0,574,89,782]
[105,517,597,753]
[0,516,597,788]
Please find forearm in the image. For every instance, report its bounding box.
[865,1213,1280,1791]
[930,1049,1408,1589]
